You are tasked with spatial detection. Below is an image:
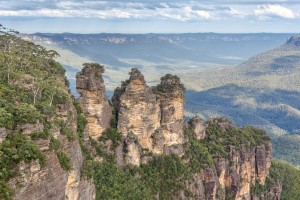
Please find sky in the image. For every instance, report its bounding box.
[0,0,300,33]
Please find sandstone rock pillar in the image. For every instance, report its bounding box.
[76,63,112,140]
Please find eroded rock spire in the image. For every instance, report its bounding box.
[76,63,112,139]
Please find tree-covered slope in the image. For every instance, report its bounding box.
[0,26,95,200]
[267,160,300,200]
[185,86,300,137]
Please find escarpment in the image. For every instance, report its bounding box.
[7,98,95,200]
[0,32,95,199]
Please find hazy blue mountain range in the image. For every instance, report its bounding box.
[23,33,295,91]
[183,36,300,167]
[23,33,300,166]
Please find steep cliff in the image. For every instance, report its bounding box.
[0,32,95,200]
[76,63,112,140]
[180,119,280,200]
[111,68,185,166]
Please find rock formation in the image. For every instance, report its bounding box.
[114,68,161,150]
[76,63,112,140]
[75,66,281,199]
[188,116,206,140]
[112,69,185,165]
[4,64,281,200]
[180,123,277,200]
[8,77,95,200]
[155,74,185,155]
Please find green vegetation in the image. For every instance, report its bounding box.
[88,118,271,199]
[0,25,69,129]
[184,119,270,164]
[184,127,214,171]
[0,132,45,199]
[94,162,152,200]
[273,135,300,167]
[0,25,75,199]
[49,136,72,171]
[270,160,300,200]
[251,159,300,200]
[93,155,187,200]
[99,128,122,149]
[0,108,13,128]
[56,151,72,171]
[60,122,75,141]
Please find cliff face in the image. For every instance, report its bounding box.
[112,68,185,165]
[115,69,161,151]
[178,119,279,200]
[6,80,95,200]
[155,74,185,155]
[76,63,112,140]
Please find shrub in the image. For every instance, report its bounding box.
[14,103,42,124]
[99,128,122,149]
[94,162,152,200]
[49,136,61,151]
[0,108,13,128]
[56,151,72,171]
[30,130,49,140]
[60,125,75,141]
[0,132,45,199]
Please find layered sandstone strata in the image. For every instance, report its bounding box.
[76,63,112,139]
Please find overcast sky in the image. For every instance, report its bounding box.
[0,0,300,33]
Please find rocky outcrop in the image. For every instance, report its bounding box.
[112,68,185,165]
[8,83,95,200]
[178,141,274,200]
[114,68,161,151]
[76,63,112,140]
[188,116,206,140]
[74,66,280,199]
[155,74,185,154]
[17,122,44,135]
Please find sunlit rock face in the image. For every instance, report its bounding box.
[188,116,206,140]
[112,69,185,165]
[178,141,276,200]
[155,74,185,155]
[9,77,95,200]
[76,64,112,140]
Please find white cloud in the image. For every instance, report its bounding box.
[0,1,298,23]
[182,7,212,20]
[254,4,295,19]
[0,9,133,19]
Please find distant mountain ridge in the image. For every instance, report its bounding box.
[23,32,296,92]
[287,36,300,46]
[182,36,300,91]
